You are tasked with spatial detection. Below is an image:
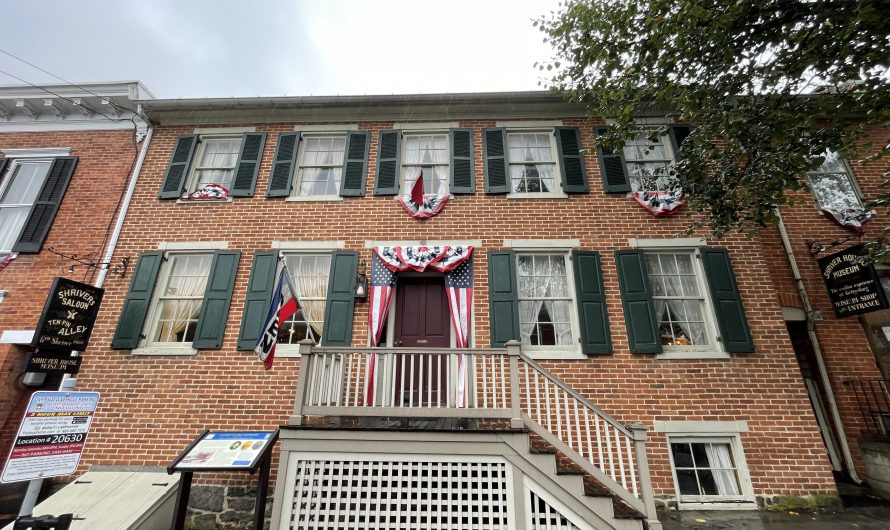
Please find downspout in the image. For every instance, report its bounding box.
[18,124,154,517]
[775,208,862,483]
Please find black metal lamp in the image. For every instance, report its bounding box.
[354,259,368,300]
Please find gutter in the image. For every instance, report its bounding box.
[775,208,862,483]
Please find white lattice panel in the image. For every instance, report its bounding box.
[286,459,509,529]
[528,489,580,530]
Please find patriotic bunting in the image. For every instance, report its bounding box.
[398,169,449,219]
[187,183,230,200]
[822,208,874,234]
[631,190,686,217]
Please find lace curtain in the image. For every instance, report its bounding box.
[705,443,740,496]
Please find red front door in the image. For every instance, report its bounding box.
[395,276,450,406]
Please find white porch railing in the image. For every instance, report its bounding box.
[290,339,659,528]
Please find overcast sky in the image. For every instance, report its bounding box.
[1,0,560,99]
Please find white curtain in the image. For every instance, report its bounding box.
[292,258,330,338]
[705,444,740,496]
[404,135,447,194]
[519,300,544,344]
[155,257,210,342]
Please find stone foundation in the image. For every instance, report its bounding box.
[186,485,272,530]
[654,493,841,513]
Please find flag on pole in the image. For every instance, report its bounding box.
[255,267,299,370]
[411,169,425,206]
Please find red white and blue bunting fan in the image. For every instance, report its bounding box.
[631,190,686,217]
[399,169,449,219]
[365,245,473,407]
[822,208,874,234]
[187,183,230,200]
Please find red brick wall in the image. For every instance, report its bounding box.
[73,118,847,497]
[0,129,138,463]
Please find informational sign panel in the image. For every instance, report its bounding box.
[818,244,889,317]
[32,277,104,352]
[172,432,275,471]
[1,391,100,483]
[25,351,82,374]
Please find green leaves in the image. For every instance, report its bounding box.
[537,0,889,251]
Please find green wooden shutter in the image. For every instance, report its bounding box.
[556,127,589,194]
[573,251,611,354]
[483,128,509,194]
[159,135,197,199]
[321,251,358,346]
[374,130,400,195]
[450,128,475,194]
[700,247,755,353]
[13,157,78,253]
[615,250,661,353]
[111,252,163,349]
[237,251,279,350]
[596,128,630,193]
[488,251,520,346]
[192,250,241,350]
[340,131,370,197]
[230,132,266,197]
[267,132,300,197]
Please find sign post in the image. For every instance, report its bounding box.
[1,391,100,484]
[167,430,279,530]
[817,244,889,317]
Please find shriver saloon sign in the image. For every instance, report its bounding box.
[31,277,104,352]
[818,244,889,317]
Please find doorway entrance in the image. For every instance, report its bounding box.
[394,276,450,406]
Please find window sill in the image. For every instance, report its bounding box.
[506,192,568,200]
[285,195,344,202]
[656,351,730,361]
[524,350,587,360]
[131,346,198,356]
[273,345,302,357]
[677,500,757,511]
[175,197,234,205]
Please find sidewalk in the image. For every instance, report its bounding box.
[660,506,890,529]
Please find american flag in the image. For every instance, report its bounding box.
[369,252,397,347]
[444,258,473,348]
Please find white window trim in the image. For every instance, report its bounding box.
[1,147,71,158]
[363,240,482,248]
[505,239,581,250]
[276,248,338,357]
[0,158,54,253]
[393,122,458,131]
[192,126,256,134]
[496,120,564,128]
[184,133,244,194]
[806,155,865,211]
[132,242,228,356]
[629,237,706,249]
[399,130,451,196]
[659,422,756,510]
[288,131,349,201]
[643,248,726,359]
[504,128,566,199]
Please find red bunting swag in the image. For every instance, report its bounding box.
[188,183,230,200]
[398,169,449,219]
[822,208,874,234]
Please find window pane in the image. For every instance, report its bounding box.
[517,254,573,347]
[281,254,332,344]
[676,469,700,495]
[403,134,447,165]
[1,161,51,205]
[647,252,709,347]
[696,470,719,495]
[671,443,694,468]
[296,136,346,196]
[151,254,213,344]
[403,165,447,195]
[0,207,31,251]
[809,172,861,210]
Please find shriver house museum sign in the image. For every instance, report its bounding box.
[31,277,104,352]
[817,244,888,318]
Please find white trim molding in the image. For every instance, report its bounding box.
[503,239,581,250]
[629,237,707,248]
[192,126,256,134]
[156,241,229,251]
[364,240,482,248]
[293,124,358,133]
[392,122,458,130]
[655,420,749,434]
[2,147,71,158]
[273,240,345,250]
[496,120,564,128]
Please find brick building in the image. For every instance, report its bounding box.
[0,81,152,522]
[19,91,887,528]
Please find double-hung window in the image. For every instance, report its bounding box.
[517,253,575,348]
[645,251,716,350]
[280,253,333,344]
[402,132,449,194]
[507,131,559,194]
[622,129,675,192]
[188,136,242,192]
[807,149,863,210]
[616,243,754,356]
[112,246,241,353]
[0,159,52,252]
[145,253,213,345]
[293,135,347,197]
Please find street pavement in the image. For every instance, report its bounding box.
[659,506,890,529]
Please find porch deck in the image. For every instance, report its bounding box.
[289,415,521,432]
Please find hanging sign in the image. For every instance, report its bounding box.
[31,277,104,352]
[25,351,82,374]
[1,391,100,483]
[818,244,889,317]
